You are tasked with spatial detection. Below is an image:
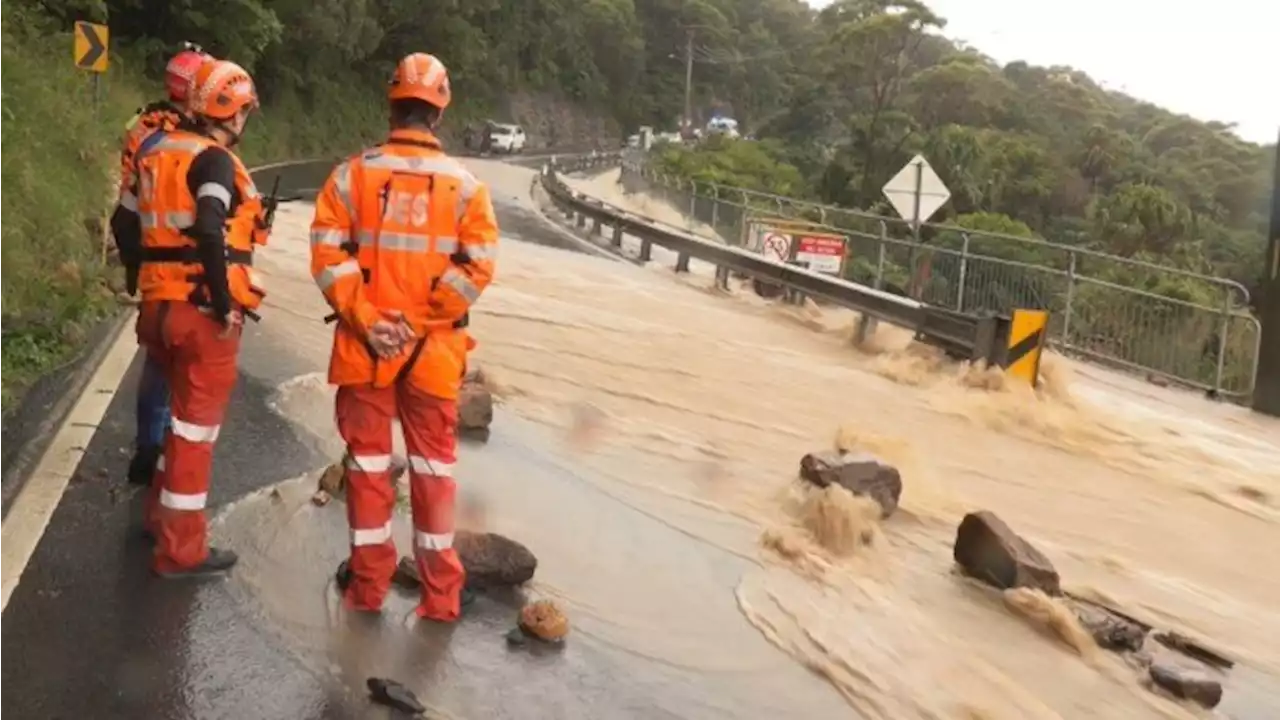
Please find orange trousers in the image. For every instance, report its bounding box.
[137,301,240,573]
[336,382,465,621]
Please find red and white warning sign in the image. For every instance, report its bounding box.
[795,235,846,275]
[762,232,792,262]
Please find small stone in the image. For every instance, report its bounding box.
[366,677,426,715]
[798,450,902,518]
[1070,601,1147,652]
[456,531,538,588]
[317,461,345,495]
[519,599,569,642]
[392,556,421,590]
[1148,663,1223,709]
[505,627,529,646]
[459,384,494,435]
[389,460,408,487]
[464,365,487,386]
[953,510,1060,594]
[460,426,491,443]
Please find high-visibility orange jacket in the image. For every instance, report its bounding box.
[310,128,499,398]
[118,101,184,200]
[129,130,267,313]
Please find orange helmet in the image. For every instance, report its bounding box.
[165,46,210,104]
[388,53,451,110]
[189,59,259,121]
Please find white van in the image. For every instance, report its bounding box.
[488,123,526,154]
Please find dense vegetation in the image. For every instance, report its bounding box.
[2,0,1273,405]
[641,0,1275,310]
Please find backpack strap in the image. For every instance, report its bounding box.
[135,129,169,162]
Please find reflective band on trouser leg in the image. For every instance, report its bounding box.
[154,415,220,571]
[145,441,168,537]
[401,389,464,622]
[335,384,398,612]
[152,302,241,575]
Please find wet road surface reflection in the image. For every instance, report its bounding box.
[217,411,853,720]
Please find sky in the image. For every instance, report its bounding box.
[805,0,1279,145]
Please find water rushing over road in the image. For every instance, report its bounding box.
[228,159,1280,719]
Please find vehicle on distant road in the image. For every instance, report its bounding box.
[706,116,740,139]
[487,123,526,154]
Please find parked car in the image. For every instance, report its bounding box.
[487,123,526,154]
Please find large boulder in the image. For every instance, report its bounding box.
[391,531,537,590]
[1148,663,1223,709]
[953,510,1061,595]
[458,531,537,588]
[458,378,494,442]
[799,450,902,518]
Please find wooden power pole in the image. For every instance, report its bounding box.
[1253,127,1280,416]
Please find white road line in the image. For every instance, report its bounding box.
[1,311,139,613]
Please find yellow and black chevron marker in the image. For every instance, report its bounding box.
[1005,309,1049,387]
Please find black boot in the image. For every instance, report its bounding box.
[127,445,162,486]
[155,547,238,578]
[336,559,353,591]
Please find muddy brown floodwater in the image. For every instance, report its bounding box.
[226,160,1280,719]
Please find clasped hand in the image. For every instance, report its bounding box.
[368,310,417,359]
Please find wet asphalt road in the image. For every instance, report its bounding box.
[0,354,362,720]
[0,196,634,720]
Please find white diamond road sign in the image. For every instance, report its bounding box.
[881,154,951,228]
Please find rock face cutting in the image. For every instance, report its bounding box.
[953,510,1060,595]
[798,450,902,518]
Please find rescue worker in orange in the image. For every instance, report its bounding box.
[310,52,499,621]
[111,59,269,577]
[115,43,212,488]
[117,43,210,205]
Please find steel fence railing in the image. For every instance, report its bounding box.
[616,156,1261,397]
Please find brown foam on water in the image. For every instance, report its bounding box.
[796,484,882,556]
[1002,587,1098,660]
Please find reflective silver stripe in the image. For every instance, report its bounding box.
[160,489,208,511]
[172,417,220,443]
[119,191,139,212]
[351,521,393,547]
[346,454,393,473]
[440,268,480,304]
[196,182,232,208]
[315,259,362,292]
[140,211,195,230]
[332,161,354,213]
[310,228,347,247]
[153,138,209,154]
[361,154,480,199]
[353,230,457,254]
[355,229,429,253]
[415,531,454,551]
[463,243,497,261]
[408,455,455,477]
[361,154,460,175]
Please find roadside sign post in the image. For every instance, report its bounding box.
[744,218,849,303]
[73,21,109,115]
[863,155,951,341]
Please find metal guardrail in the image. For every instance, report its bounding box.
[541,154,1020,366]
[624,155,1262,398]
[246,150,611,203]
